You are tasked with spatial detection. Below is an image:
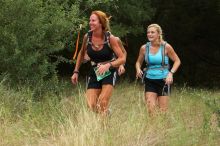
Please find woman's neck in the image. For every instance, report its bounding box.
[92,28,103,38]
[151,41,160,47]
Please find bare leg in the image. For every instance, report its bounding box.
[97,84,113,116]
[145,92,158,116]
[158,95,169,112]
[86,88,101,112]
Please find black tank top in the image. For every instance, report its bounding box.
[87,31,114,63]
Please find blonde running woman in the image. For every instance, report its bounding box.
[136,24,181,115]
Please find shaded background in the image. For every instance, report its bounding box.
[1,0,219,88]
[59,0,220,87]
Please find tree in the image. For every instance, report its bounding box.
[83,0,154,37]
[0,0,83,85]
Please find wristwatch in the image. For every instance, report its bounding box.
[170,70,175,74]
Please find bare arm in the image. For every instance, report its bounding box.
[71,34,87,84]
[116,37,127,60]
[164,43,181,85]
[116,37,127,75]
[135,45,146,78]
[109,35,126,67]
[166,43,181,73]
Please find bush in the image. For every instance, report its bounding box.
[0,0,82,85]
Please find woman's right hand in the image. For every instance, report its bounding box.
[136,68,143,79]
[71,73,78,84]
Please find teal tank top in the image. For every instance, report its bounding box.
[145,43,169,79]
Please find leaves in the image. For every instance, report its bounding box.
[0,0,83,84]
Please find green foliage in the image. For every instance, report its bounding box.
[0,0,82,84]
[110,0,155,36]
[81,0,155,37]
[0,0,155,85]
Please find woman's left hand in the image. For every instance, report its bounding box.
[165,72,173,85]
[118,65,125,76]
[97,63,110,75]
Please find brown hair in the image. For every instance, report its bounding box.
[91,10,111,31]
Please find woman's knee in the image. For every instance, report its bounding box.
[158,96,168,111]
[99,98,109,108]
[87,101,97,111]
[145,94,156,106]
[159,102,168,112]
[86,96,97,111]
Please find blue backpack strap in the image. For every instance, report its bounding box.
[145,42,150,66]
[142,42,150,82]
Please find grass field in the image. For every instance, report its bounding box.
[0,80,219,146]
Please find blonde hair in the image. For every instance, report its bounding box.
[91,10,111,31]
[147,24,164,44]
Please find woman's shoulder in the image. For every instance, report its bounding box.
[139,44,146,54]
[141,44,147,50]
[108,33,119,44]
[163,41,172,50]
[162,41,174,53]
[83,33,88,38]
[108,32,116,40]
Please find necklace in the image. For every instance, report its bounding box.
[93,44,100,49]
[92,42,103,49]
[92,35,104,49]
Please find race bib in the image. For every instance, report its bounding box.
[94,67,111,81]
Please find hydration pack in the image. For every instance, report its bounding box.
[145,42,169,69]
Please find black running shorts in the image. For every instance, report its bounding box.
[144,78,171,96]
[87,69,117,89]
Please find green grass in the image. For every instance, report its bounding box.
[0,80,219,146]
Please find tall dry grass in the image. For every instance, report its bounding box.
[0,80,219,146]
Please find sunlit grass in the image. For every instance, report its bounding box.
[0,80,219,146]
